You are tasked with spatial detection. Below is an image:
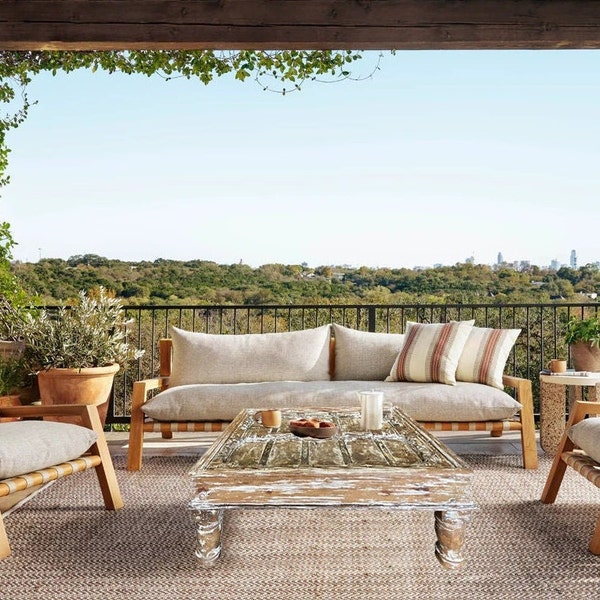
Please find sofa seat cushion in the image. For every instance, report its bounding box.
[0,420,98,480]
[142,380,522,423]
[568,418,600,464]
[169,325,332,386]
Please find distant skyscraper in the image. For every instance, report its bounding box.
[550,259,560,271]
[570,249,577,269]
[497,252,503,265]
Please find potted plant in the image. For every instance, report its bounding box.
[5,287,142,425]
[0,353,29,421]
[564,314,600,372]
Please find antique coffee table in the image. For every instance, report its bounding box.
[189,407,477,569]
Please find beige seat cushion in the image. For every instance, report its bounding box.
[169,325,332,386]
[332,324,405,381]
[568,417,600,464]
[0,421,98,480]
[142,380,521,423]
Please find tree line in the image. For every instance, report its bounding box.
[9,254,600,306]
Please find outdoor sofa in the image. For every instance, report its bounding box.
[127,321,538,471]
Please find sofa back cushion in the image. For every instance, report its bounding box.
[386,321,473,385]
[332,323,405,381]
[456,327,521,389]
[169,324,332,386]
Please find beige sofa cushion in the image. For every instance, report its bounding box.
[332,324,405,381]
[568,417,600,464]
[169,324,332,386]
[0,420,98,480]
[386,321,474,385]
[456,327,521,389]
[142,380,521,423]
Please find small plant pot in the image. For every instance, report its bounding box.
[570,342,600,372]
[37,363,120,426]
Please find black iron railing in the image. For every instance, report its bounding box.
[106,301,600,426]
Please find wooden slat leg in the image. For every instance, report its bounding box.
[589,512,600,555]
[0,512,11,559]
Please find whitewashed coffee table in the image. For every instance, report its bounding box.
[189,407,477,569]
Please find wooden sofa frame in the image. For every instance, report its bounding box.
[127,338,539,471]
[0,403,124,559]
[541,397,600,554]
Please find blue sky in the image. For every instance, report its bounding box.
[2,50,600,269]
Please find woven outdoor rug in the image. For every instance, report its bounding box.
[1,454,600,600]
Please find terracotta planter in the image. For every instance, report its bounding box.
[37,363,120,426]
[570,342,600,372]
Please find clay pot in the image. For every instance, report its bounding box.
[569,342,600,372]
[37,363,120,426]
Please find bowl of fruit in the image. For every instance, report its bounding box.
[289,418,338,439]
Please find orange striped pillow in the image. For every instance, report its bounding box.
[456,327,521,389]
[386,321,473,385]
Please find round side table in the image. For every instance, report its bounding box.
[539,372,600,454]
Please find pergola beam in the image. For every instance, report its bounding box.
[1,0,600,51]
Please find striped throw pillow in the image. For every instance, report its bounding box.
[456,327,521,389]
[386,321,474,385]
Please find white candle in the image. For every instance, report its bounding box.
[359,391,384,430]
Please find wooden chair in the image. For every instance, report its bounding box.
[541,395,600,554]
[0,403,124,559]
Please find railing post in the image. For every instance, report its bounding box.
[368,306,376,332]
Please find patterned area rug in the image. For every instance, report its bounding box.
[1,454,599,600]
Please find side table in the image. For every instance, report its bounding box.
[539,372,600,454]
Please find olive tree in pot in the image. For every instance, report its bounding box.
[564,314,600,372]
[11,287,143,426]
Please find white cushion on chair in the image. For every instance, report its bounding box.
[0,421,98,480]
[568,417,600,464]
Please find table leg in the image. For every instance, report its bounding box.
[189,504,224,567]
[434,510,470,569]
[539,380,567,454]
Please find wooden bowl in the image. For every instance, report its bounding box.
[289,422,338,439]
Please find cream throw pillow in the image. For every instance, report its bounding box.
[386,321,474,385]
[169,325,332,386]
[332,323,405,381]
[456,327,521,389]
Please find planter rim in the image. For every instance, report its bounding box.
[37,363,120,376]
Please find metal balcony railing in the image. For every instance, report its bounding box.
[105,301,600,427]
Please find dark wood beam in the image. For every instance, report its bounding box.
[1,0,600,51]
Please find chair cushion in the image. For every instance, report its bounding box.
[456,327,521,389]
[568,417,600,464]
[386,321,474,385]
[0,420,98,480]
[142,380,521,423]
[332,323,405,381]
[169,325,332,386]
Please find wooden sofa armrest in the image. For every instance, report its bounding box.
[502,374,538,469]
[127,376,169,471]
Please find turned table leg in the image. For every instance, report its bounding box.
[189,502,224,567]
[434,510,470,569]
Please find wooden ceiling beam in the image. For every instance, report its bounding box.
[1,0,600,51]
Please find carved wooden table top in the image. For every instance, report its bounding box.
[189,407,477,569]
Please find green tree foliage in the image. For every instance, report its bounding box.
[8,255,600,306]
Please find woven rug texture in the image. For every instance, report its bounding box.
[1,454,599,600]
